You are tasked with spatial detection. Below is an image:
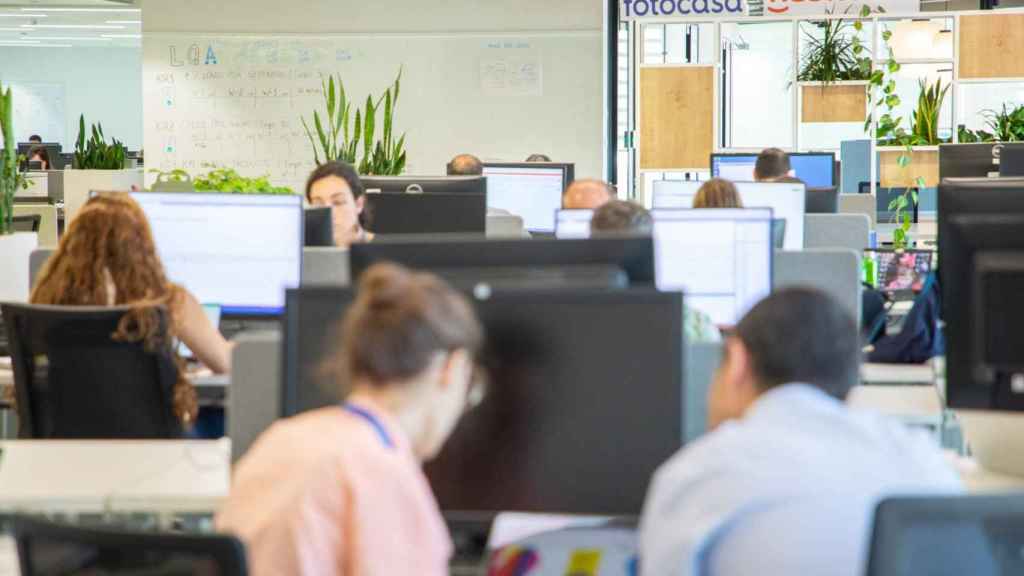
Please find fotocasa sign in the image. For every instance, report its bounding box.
[621,0,919,19]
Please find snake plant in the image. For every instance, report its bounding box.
[73,114,127,170]
[0,80,28,235]
[359,70,407,176]
[302,74,360,166]
[910,78,950,146]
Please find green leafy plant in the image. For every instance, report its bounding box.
[302,74,361,166]
[359,70,406,176]
[799,12,872,83]
[958,125,995,143]
[192,167,293,195]
[981,103,1024,142]
[0,80,29,235]
[73,114,127,170]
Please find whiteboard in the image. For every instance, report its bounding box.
[10,82,66,145]
[143,33,603,192]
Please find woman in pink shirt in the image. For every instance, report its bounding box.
[216,263,484,575]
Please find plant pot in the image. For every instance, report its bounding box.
[58,169,144,225]
[0,232,39,302]
[800,82,869,123]
[879,147,940,189]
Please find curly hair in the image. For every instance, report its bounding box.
[30,192,198,424]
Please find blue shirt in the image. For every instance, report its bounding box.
[639,383,962,576]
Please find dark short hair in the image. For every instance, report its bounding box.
[526,154,552,163]
[27,145,50,167]
[590,200,653,236]
[754,148,791,181]
[734,287,860,400]
[305,161,364,202]
[28,134,42,143]
[447,154,483,176]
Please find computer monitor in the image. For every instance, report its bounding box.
[364,192,486,235]
[652,208,774,326]
[999,143,1024,177]
[863,249,934,297]
[937,177,1024,262]
[304,207,334,247]
[349,236,655,289]
[939,143,1000,180]
[710,152,836,187]
[17,142,62,170]
[734,181,806,250]
[806,186,839,214]
[282,286,685,516]
[555,209,594,239]
[130,191,303,316]
[360,175,487,196]
[652,180,700,209]
[942,214,1024,411]
[481,162,574,233]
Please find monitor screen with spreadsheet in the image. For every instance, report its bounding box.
[555,209,594,239]
[131,192,303,316]
[653,208,773,326]
[734,181,806,250]
[652,180,701,210]
[482,163,573,233]
[711,152,835,187]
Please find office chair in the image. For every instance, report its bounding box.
[13,515,248,575]
[11,214,41,233]
[1,303,184,439]
[866,494,1024,576]
[805,186,839,214]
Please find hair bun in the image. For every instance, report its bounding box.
[358,263,414,310]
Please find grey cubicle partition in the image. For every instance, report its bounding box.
[228,330,282,461]
[29,248,54,288]
[839,193,877,226]
[805,214,871,252]
[685,342,723,444]
[774,249,862,325]
[301,247,350,286]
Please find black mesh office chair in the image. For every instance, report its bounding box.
[13,516,248,575]
[0,303,184,439]
[867,494,1024,576]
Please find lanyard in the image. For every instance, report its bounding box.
[341,403,394,449]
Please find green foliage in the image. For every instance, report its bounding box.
[799,13,872,83]
[981,103,1024,142]
[911,78,950,146]
[192,168,294,195]
[301,69,406,176]
[73,115,127,170]
[0,81,28,236]
[301,74,360,165]
[150,168,191,183]
[958,125,995,143]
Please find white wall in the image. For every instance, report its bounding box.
[0,46,142,151]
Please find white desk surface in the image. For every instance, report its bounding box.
[847,384,943,419]
[861,362,935,386]
[0,439,230,514]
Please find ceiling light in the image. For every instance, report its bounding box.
[0,42,71,48]
[0,13,47,18]
[106,20,141,25]
[24,36,113,41]
[20,24,126,30]
[20,7,140,12]
[0,39,38,44]
[100,34,141,39]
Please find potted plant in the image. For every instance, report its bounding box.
[0,80,38,302]
[148,167,295,195]
[798,13,871,124]
[57,114,142,224]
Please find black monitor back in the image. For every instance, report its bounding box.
[364,192,486,235]
[349,236,656,287]
[938,178,1024,252]
[999,144,1024,177]
[281,286,685,516]
[304,207,334,247]
[806,186,838,214]
[942,214,1024,411]
[361,175,486,195]
[940,143,1000,180]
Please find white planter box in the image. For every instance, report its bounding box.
[60,169,144,225]
[0,232,39,302]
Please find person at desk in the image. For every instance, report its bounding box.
[526,153,552,162]
[27,145,50,170]
[306,161,374,248]
[639,288,961,576]
[754,147,798,183]
[693,178,743,208]
[564,178,615,210]
[28,134,42,144]
[592,200,719,343]
[30,192,233,425]
[217,263,484,575]
[446,153,483,176]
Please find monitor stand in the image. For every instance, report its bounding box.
[957,410,1024,481]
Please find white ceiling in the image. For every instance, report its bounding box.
[0,1,140,49]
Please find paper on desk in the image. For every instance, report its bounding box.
[487,512,613,550]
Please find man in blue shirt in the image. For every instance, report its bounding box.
[639,288,960,576]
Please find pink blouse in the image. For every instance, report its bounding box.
[215,396,453,575]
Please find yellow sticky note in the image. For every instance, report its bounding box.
[565,549,602,576]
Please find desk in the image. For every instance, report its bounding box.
[861,362,935,386]
[0,439,230,516]
[950,454,1024,493]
